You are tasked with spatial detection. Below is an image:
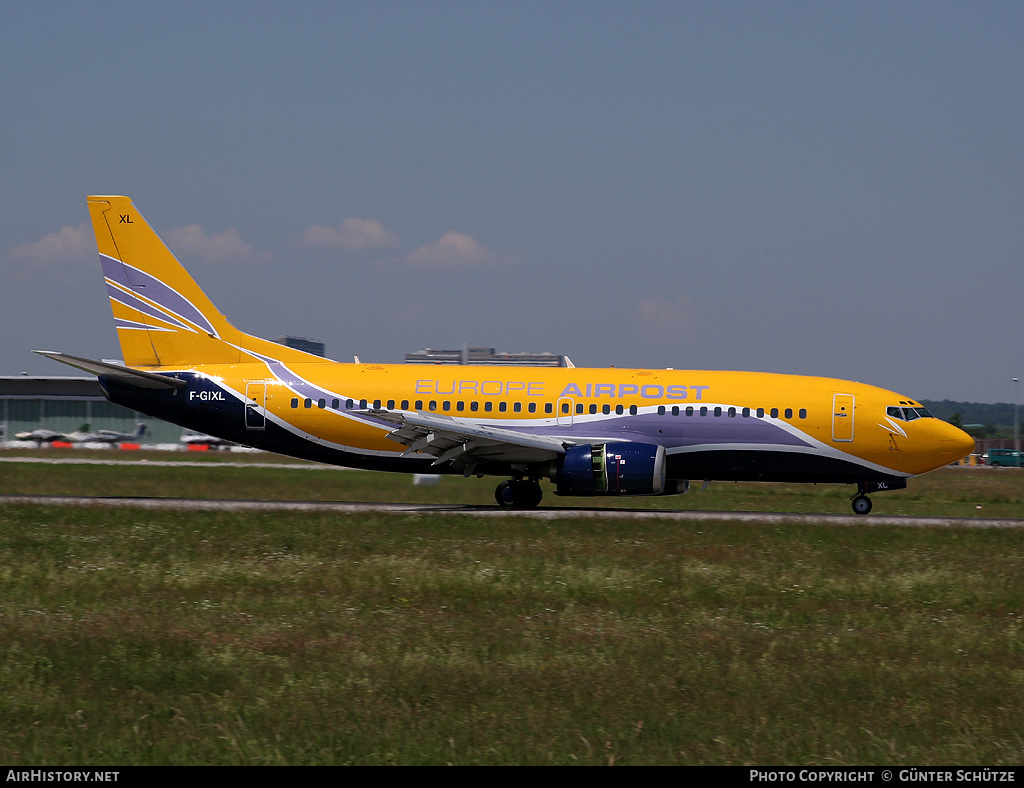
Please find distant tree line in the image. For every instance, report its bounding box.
[920,400,1020,439]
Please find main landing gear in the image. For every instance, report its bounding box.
[495,478,543,509]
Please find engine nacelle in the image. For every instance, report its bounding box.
[555,442,667,496]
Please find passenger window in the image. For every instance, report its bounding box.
[456,401,465,411]
[742,407,750,417]
[799,409,807,419]
[291,398,298,408]
[756,408,764,418]
[700,406,708,417]
[727,407,736,417]
[318,398,326,409]
[545,402,553,414]
[401,400,409,410]
[386,399,395,410]
[685,406,694,416]
[514,402,522,413]
[528,403,537,413]
[714,407,722,417]
[304,398,312,409]
[615,404,624,415]
[442,401,451,411]
[332,399,340,409]
[658,406,666,416]
[589,404,598,414]
[359,399,368,409]
[770,408,779,418]
[429,400,437,411]
[470,401,479,412]
[629,405,637,415]
[562,402,570,414]
[602,404,611,415]
[373,399,381,409]
[414,400,422,410]
[672,406,680,416]
[576,404,584,414]
[484,401,493,412]
[785,408,793,419]
[499,402,507,413]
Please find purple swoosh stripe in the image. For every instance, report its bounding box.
[107,283,195,332]
[520,413,812,449]
[100,254,217,336]
[113,317,173,332]
[242,352,405,433]
[249,353,351,406]
[236,353,400,442]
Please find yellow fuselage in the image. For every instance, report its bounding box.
[113,359,972,483]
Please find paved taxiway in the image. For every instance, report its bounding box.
[1,493,1021,528]
[0,456,349,471]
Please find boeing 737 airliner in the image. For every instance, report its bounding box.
[37,196,974,514]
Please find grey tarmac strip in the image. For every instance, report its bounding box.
[0,456,346,470]
[0,494,1021,528]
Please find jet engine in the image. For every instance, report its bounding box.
[554,442,667,496]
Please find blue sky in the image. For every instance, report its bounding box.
[3,1,1021,402]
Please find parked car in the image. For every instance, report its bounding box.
[987,449,1024,468]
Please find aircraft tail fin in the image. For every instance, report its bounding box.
[86,196,325,369]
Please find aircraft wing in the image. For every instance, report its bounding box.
[370,410,568,470]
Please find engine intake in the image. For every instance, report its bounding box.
[555,442,667,496]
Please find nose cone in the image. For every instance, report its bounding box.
[898,418,976,475]
[938,421,976,463]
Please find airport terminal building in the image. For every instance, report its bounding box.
[0,375,181,445]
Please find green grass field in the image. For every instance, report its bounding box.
[2,448,1023,517]
[1,456,1023,764]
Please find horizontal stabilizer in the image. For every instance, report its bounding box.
[32,351,187,390]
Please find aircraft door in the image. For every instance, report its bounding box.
[245,382,267,430]
[557,397,575,427]
[832,393,854,442]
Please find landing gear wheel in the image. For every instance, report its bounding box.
[495,481,515,508]
[494,479,544,509]
[851,494,873,515]
[517,480,543,509]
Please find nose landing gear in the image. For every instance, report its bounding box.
[851,494,873,515]
[495,478,544,509]
[851,478,906,515]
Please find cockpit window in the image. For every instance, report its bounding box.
[887,406,934,421]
